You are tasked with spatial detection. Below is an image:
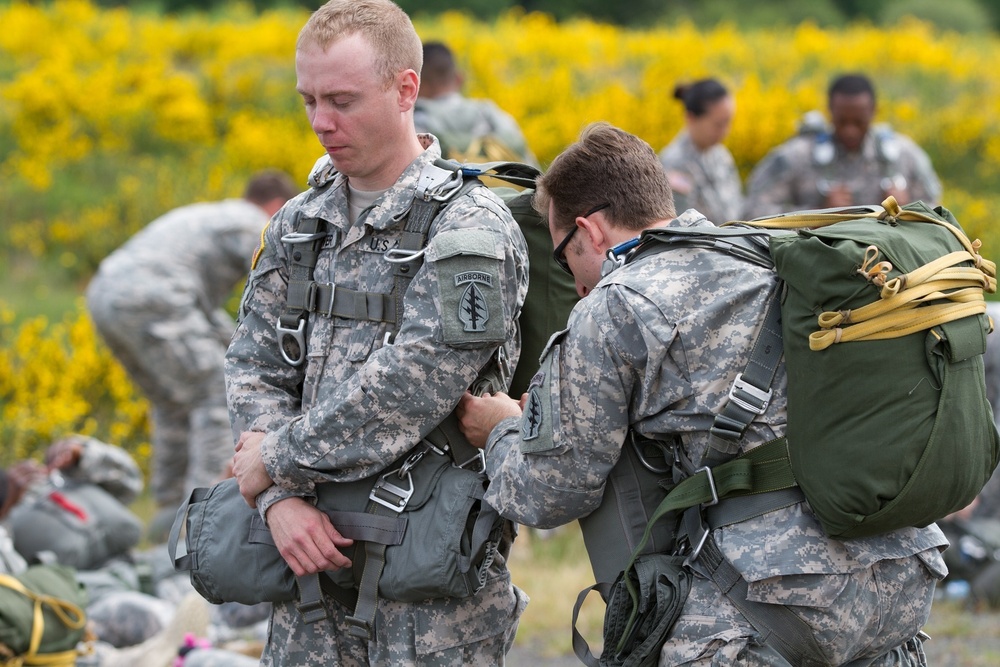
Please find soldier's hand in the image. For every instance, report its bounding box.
[233,431,274,506]
[457,390,522,448]
[824,183,853,208]
[45,438,84,471]
[266,497,353,576]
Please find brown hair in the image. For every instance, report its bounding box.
[243,169,298,206]
[421,41,457,90]
[296,0,422,90]
[534,122,675,233]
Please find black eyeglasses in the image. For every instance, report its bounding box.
[552,202,609,276]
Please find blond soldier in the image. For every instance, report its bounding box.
[227,1,528,664]
[458,122,947,666]
[744,74,941,219]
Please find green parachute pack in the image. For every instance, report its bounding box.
[635,197,1000,541]
[0,564,88,666]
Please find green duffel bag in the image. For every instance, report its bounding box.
[762,199,1000,538]
[0,564,88,665]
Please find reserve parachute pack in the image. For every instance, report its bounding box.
[575,197,1000,666]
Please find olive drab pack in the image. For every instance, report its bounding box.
[574,197,1000,666]
[0,564,89,667]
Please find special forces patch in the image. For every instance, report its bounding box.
[456,271,493,333]
[522,386,543,440]
[432,228,506,344]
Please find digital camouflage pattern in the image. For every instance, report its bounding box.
[225,136,529,665]
[481,209,948,664]
[658,130,743,224]
[743,123,942,219]
[414,92,538,166]
[86,199,272,510]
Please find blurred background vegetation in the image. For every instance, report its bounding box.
[86,0,1000,33]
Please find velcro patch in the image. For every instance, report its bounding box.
[433,229,506,344]
[521,387,543,440]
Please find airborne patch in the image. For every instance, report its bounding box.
[521,387,543,440]
[458,281,490,333]
[454,271,494,288]
[432,228,505,344]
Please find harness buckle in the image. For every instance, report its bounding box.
[682,466,719,567]
[280,231,326,245]
[276,318,307,367]
[415,163,464,202]
[728,373,772,416]
[370,469,414,513]
[455,450,486,473]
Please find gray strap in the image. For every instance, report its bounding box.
[704,487,805,529]
[304,283,395,323]
[571,582,613,667]
[706,290,784,463]
[276,215,328,366]
[326,510,406,546]
[295,574,328,624]
[635,226,776,269]
[696,536,829,666]
[388,162,481,341]
[345,502,396,640]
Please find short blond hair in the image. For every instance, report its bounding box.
[297,0,422,90]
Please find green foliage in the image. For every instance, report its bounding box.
[880,0,995,33]
[661,0,848,28]
[79,0,1000,31]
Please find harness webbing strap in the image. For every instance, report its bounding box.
[301,283,395,323]
[695,536,829,666]
[276,215,328,366]
[707,292,784,457]
[345,501,397,640]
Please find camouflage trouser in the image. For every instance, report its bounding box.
[260,571,526,666]
[87,282,235,509]
[658,552,940,666]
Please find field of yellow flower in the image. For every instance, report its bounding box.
[3,0,1000,468]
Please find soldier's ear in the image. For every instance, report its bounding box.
[398,69,420,112]
[576,214,607,255]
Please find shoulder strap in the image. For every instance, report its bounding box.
[276,214,328,366]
